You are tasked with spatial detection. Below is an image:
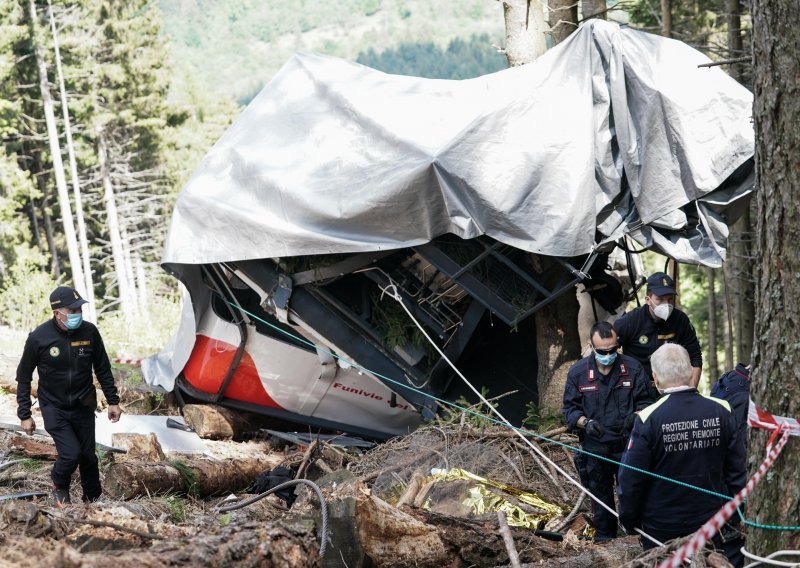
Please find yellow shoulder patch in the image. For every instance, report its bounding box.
[638,395,671,423]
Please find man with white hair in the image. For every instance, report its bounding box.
[617,343,746,566]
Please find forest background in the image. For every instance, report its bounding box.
[0,0,753,390]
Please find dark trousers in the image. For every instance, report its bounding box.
[574,449,623,540]
[40,404,101,501]
[640,524,744,568]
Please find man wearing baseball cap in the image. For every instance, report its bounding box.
[16,285,121,506]
[613,272,703,396]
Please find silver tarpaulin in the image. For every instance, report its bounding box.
[162,20,753,271]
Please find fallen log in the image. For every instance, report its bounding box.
[111,433,166,462]
[183,404,261,440]
[103,456,281,499]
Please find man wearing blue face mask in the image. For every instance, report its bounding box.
[16,286,121,506]
[562,321,653,542]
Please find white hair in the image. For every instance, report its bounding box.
[650,343,692,388]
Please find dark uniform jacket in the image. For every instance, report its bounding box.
[710,363,750,453]
[710,363,750,429]
[16,318,119,420]
[617,388,746,535]
[562,354,652,452]
[614,305,703,378]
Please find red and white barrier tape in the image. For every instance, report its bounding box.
[658,426,792,568]
[748,399,800,436]
[113,358,142,366]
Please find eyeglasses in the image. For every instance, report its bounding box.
[592,345,618,356]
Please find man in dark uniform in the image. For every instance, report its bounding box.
[618,344,745,566]
[562,321,652,542]
[711,363,751,455]
[614,272,703,397]
[16,286,122,505]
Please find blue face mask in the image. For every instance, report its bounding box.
[594,352,617,366]
[65,313,83,330]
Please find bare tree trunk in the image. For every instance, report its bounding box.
[726,0,755,365]
[501,0,547,67]
[749,0,800,554]
[581,0,607,20]
[732,209,755,364]
[121,224,140,316]
[28,0,85,294]
[727,0,743,80]
[706,268,718,383]
[135,253,148,318]
[534,258,582,410]
[27,199,42,249]
[661,0,672,38]
[96,127,135,326]
[721,263,735,368]
[47,0,96,322]
[37,182,60,278]
[549,0,578,46]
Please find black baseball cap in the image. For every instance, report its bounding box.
[646,272,677,296]
[50,286,88,310]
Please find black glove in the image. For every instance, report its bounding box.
[585,419,605,438]
[623,413,636,434]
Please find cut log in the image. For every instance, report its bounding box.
[183,404,261,440]
[111,433,166,462]
[103,456,281,499]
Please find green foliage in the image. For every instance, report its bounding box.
[218,512,232,526]
[626,0,752,84]
[14,458,43,470]
[522,402,564,432]
[168,460,200,498]
[356,34,506,79]
[0,247,57,331]
[449,386,497,428]
[159,0,505,102]
[159,494,189,522]
[99,283,183,357]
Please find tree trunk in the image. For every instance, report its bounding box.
[749,0,800,554]
[706,268,718,383]
[501,0,547,67]
[548,0,578,45]
[660,0,672,38]
[28,0,86,294]
[533,257,582,411]
[726,0,743,80]
[581,0,607,21]
[37,181,60,278]
[96,126,135,326]
[726,0,754,366]
[721,264,734,368]
[47,0,96,322]
[183,404,266,440]
[731,208,755,364]
[103,457,280,499]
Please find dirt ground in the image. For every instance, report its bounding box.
[0,330,722,567]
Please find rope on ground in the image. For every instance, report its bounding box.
[216,479,329,559]
[658,426,792,568]
[742,548,800,568]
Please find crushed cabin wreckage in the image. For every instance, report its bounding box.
[143,20,754,440]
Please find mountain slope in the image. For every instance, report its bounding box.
[159,0,506,102]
